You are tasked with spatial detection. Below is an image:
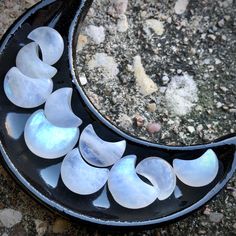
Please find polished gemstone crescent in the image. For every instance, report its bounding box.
[136,157,176,200]
[79,124,126,167]
[28,27,64,65]
[16,42,57,79]
[44,88,82,128]
[24,110,79,159]
[61,148,109,195]
[4,67,53,108]
[108,155,158,209]
[173,149,219,187]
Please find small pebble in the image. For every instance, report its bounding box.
[187,126,195,134]
[79,74,88,86]
[209,212,224,223]
[161,75,170,85]
[0,209,22,229]
[85,25,105,44]
[174,0,189,15]
[147,123,161,134]
[147,103,157,112]
[34,219,48,236]
[117,14,129,32]
[52,218,70,234]
[134,115,145,127]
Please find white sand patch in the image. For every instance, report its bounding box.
[165,73,198,116]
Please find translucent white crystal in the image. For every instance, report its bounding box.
[28,27,64,65]
[44,88,82,128]
[61,148,109,195]
[16,42,57,79]
[173,149,219,187]
[136,157,176,200]
[24,110,79,159]
[79,124,126,167]
[4,67,53,108]
[108,155,158,209]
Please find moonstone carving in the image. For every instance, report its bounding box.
[16,42,57,79]
[61,148,109,195]
[79,124,126,167]
[4,67,53,108]
[24,110,79,159]
[136,157,176,200]
[44,88,82,128]
[173,149,219,187]
[28,27,64,65]
[108,155,158,209]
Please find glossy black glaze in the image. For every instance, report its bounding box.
[0,0,235,229]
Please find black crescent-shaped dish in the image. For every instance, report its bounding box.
[0,0,235,229]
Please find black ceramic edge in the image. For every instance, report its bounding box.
[0,0,235,230]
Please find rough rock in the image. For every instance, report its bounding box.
[145,19,164,36]
[147,123,161,134]
[117,14,129,32]
[133,55,158,96]
[174,0,189,15]
[0,209,22,228]
[34,219,48,236]
[52,218,70,234]
[85,25,105,44]
[209,212,224,223]
[88,53,119,77]
[77,34,88,51]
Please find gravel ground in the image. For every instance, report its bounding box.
[0,1,235,236]
[76,0,236,146]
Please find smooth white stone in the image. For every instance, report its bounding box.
[173,149,219,187]
[108,155,158,209]
[4,67,53,108]
[136,157,176,200]
[79,124,126,167]
[24,110,79,159]
[16,42,57,79]
[28,27,64,65]
[61,148,109,195]
[44,88,82,128]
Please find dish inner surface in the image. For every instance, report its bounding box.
[76,0,236,146]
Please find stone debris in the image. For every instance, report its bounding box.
[147,103,157,112]
[147,122,161,134]
[117,14,129,32]
[108,0,128,17]
[88,53,119,77]
[85,25,105,44]
[165,74,199,116]
[0,209,22,228]
[209,212,224,223]
[34,219,48,236]
[145,19,165,36]
[52,218,70,234]
[77,34,88,51]
[79,73,88,86]
[133,55,158,96]
[134,114,145,127]
[174,0,189,15]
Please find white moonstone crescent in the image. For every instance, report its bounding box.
[44,88,82,128]
[16,42,57,79]
[173,149,219,187]
[28,27,64,65]
[61,148,109,195]
[79,124,126,167]
[24,110,79,159]
[136,157,176,200]
[4,67,53,108]
[108,155,158,209]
